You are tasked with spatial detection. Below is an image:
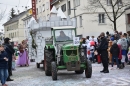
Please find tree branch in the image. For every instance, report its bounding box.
[98,0,113,22]
[116,10,125,19]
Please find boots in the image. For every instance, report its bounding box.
[122,63,125,68]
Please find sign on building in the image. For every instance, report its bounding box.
[32,0,37,19]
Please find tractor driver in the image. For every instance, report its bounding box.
[56,31,70,41]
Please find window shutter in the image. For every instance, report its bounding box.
[99,14,101,23]
[128,14,130,24]
[102,14,105,23]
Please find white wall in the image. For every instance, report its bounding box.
[76,13,126,37]
[53,0,126,38]
[35,30,52,63]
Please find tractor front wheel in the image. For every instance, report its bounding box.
[51,62,57,80]
[85,60,92,78]
[44,50,53,76]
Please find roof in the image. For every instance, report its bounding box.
[51,26,75,30]
[3,9,30,26]
[50,6,57,14]
[22,15,32,21]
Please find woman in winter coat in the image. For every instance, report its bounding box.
[117,35,128,68]
[110,40,120,69]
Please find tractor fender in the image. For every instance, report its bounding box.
[45,44,55,49]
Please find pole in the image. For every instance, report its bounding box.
[73,7,76,27]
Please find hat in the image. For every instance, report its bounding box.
[4,37,11,41]
[106,31,109,35]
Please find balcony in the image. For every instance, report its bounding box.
[51,0,63,5]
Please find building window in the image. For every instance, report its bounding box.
[68,1,71,15]
[99,14,105,24]
[117,0,122,5]
[74,0,80,7]
[36,8,38,15]
[107,0,112,5]
[43,4,45,12]
[79,16,82,27]
[61,4,66,12]
[127,14,130,24]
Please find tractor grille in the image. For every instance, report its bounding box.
[66,50,77,56]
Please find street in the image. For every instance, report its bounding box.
[7,62,130,86]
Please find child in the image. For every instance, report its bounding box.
[12,54,16,70]
[0,45,9,86]
[110,40,120,69]
[90,41,95,63]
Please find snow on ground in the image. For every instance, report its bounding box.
[7,62,130,86]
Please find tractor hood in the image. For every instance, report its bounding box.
[62,43,79,50]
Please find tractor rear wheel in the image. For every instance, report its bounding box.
[51,62,57,80]
[85,60,92,78]
[44,50,53,76]
[75,69,84,74]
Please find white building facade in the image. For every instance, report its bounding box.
[36,0,51,21]
[50,0,126,37]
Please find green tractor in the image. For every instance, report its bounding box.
[44,26,92,80]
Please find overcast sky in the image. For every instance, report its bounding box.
[0,0,32,31]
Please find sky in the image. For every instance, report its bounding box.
[0,0,32,32]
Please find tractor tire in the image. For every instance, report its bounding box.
[79,46,87,63]
[85,60,92,78]
[51,62,57,80]
[44,50,53,76]
[36,63,40,68]
[75,69,84,74]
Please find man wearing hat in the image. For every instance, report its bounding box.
[97,32,109,73]
[3,37,15,81]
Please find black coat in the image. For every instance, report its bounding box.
[3,43,15,61]
[110,43,120,57]
[0,51,9,69]
[97,37,108,53]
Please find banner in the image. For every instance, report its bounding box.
[32,0,37,19]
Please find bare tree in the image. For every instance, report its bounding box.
[86,0,130,31]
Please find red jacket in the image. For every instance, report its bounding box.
[118,44,122,59]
